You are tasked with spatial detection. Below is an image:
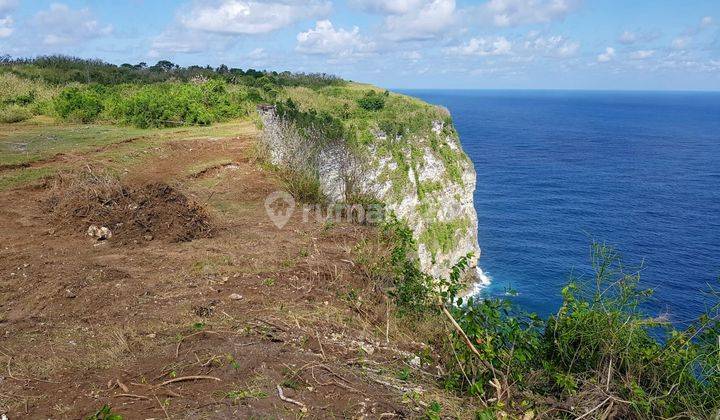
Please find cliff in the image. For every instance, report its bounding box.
[258,84,480,278]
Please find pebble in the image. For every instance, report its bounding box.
[229,293,243,300]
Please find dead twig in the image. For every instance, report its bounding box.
[155,395,170,420]
[155,375,222,388]
[115,394,152,401]
[276,384,308,413]
[576,396,612,420]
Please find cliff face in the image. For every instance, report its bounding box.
[258,92,480,279]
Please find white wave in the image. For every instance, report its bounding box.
[468,266,492,295]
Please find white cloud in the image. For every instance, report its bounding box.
[180,0,330,35]
[479,0,580,27]
[0,15,12,38]
[597,47,615,62]
[630,50,654,60]
[296,20,375,57]
[402,50,423,62]
[618,30,637,45]
[446,37,512,56]
[525,33,579,57]
[672,36,690,50]
[149,28,212,56]
[349,0,427,15]
[700,16,713,28]
[247,47,267,60]
[382,0,457,41]
[35,3,113,46]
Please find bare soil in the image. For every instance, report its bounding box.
[0,128,462,419]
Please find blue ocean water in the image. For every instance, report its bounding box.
[401,90,720,321]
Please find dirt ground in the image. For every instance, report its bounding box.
[0,123,466,419]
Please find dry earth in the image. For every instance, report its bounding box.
[0,121,470,419]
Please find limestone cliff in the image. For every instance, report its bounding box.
[258,88,480,279]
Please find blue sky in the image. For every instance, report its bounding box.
[1,0,719,90]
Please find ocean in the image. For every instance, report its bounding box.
[401,89,720,321]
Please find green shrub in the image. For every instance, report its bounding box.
[376,228,720,418]
[0,104,32,123]
[54,85,105,122]
[357,90,387,111]
[112,81,247,128]
[278,168,326,204]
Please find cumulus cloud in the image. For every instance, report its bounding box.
[597,47,615,62]
[180,0,330,35]
[382,0,457,41]
[524,32,579,57]
[446,36,512,56]
[34,3,113,46]
[296,20,375,57]
[478,0,580,27]
[672,36,690,50]
[349,0,427,15]
[630,50,654,60]
[0,15,12,38]
[700,16,713,28]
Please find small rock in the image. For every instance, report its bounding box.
[64,289,76,299]
[87,225,112,240]
[359,342,375,355]
[229,293,243,301]
[146,333,156,339]
[409,356,421,368]
[143,234,153,241]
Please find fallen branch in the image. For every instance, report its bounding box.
[276,384,308,413]
[114,393,151,401]
[576,396,612,420]
[439,304,509,399]
[155,375,221,388]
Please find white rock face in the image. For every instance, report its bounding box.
[258,107,480,279]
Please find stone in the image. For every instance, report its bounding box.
[87,225,112,240]
[229,293,243,300]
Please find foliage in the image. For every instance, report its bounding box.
[278,168,326,204]
[54,85,105,122]
[357,90,387,111]
[372,220,720,418]
[85,404,123,420]
[0,104,32,123]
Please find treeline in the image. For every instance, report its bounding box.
[0,55,345,126]
[0,55,344,88]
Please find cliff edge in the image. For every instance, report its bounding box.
[258,84,480,278]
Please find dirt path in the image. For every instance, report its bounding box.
[0,126,450,419]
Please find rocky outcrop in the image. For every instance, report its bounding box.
[258,101,480,279]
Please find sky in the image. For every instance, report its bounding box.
[0,0,719,90]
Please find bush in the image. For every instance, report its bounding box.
[278,168,326,204]
[374,226,720,418]
[113,81,247,128]
[357,90,387,111]
[0,105,32,123]
[54,85,105,122]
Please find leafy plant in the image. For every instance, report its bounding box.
[85,404,122,420]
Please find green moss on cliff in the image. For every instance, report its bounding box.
[419,219,471,258]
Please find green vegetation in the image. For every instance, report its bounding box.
[0,55,343,128]
[85,404,122,420]
[366,218,720,418]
